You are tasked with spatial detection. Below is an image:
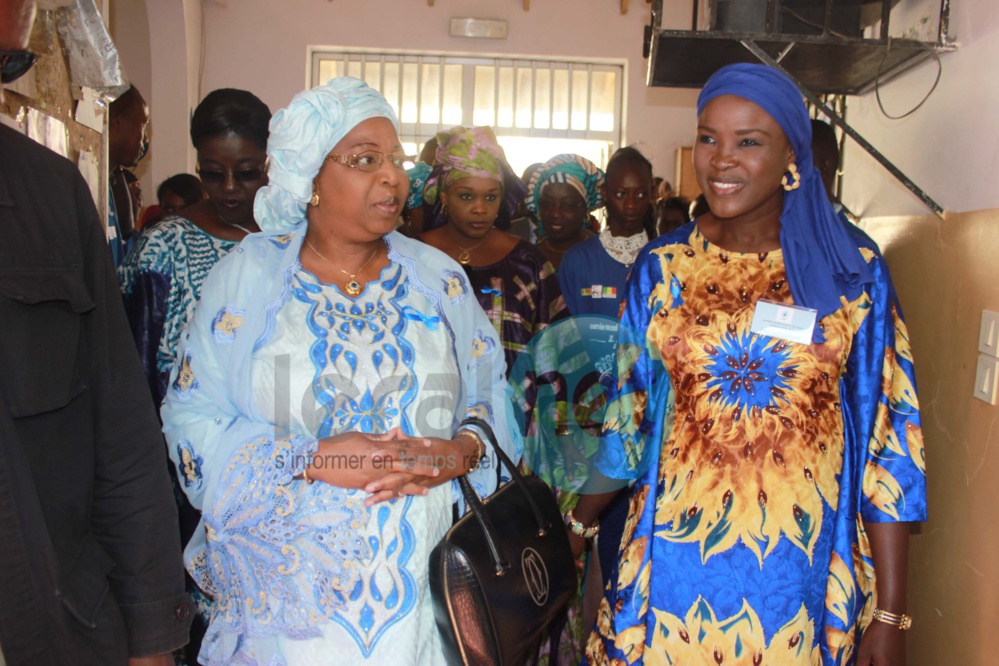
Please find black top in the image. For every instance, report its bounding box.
[0,125,192,664]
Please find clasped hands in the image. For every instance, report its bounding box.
[306,427,479,506]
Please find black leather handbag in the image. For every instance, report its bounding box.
[429,418,577,666]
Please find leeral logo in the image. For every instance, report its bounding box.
[521,547,549,606]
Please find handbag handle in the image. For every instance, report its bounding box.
[456,417,554,576]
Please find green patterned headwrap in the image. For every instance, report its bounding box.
[422,126,508,205]
[421,126,527,231]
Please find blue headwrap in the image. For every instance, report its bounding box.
[254,77,399,230]
[526,154,605,216]
[698,63,872,331]
[406,162,432,210]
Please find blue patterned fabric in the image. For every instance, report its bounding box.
[585,223,926,665]
[106,186,135,270]
[119,216,238,405]
[161,229,519,664]
[405,162,432,209]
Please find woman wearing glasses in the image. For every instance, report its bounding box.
[120,88,271,407]
[118,87,271,664]
[161,78,518,665]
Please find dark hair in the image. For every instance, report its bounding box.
[606,145,653,179]
[190,88,271,151]
[157,173,205,208]
[690,194,711,219]
[109,85,144,120]
[606,146,656,237]
[810,118,839,160]
[661,196,690,217]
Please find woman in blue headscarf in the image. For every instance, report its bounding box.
[160,78,520,665]
[572,64,926,665]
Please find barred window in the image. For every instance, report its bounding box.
[309,49,625,176]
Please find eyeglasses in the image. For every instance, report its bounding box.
[196,161,268,187]
[0,49,37,84]
[326,150,413,173]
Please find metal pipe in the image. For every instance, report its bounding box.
[776,43,795,63]
[938,0,952,45]
[741,39,945,218]
[880,0,891,41]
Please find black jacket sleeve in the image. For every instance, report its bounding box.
[74,171,194,657]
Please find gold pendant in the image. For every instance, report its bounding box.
[457,250,471,265]
[345,278,362,296]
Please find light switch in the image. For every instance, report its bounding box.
[979,310,999,356]
[974,354,999,404]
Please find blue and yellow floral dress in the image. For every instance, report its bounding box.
[586,223,926,666]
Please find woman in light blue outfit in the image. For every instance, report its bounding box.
[161,78,519,666]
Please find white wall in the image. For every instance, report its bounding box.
[110,0,202,199]
[843,0,999,216]
[109,0,153,193]
[198,0,700,182]
[135,0,997,218]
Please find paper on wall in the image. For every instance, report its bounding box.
[77,150,101,208]
[26,107,68,158]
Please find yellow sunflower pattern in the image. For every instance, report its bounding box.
[588,229,926,666]
[645,238,860,566]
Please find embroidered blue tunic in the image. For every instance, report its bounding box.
[161,230,519,666]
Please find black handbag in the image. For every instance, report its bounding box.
[429,417,577,666]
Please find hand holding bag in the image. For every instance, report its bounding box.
[429,417,577,666]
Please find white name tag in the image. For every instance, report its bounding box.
[749,299,817,345]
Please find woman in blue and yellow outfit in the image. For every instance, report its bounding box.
[573,64,926,665]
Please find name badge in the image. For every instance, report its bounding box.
[749,299,817,345]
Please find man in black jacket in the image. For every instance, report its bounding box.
[0,1,193,663]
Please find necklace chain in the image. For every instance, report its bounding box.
[452,229,491,265]
[305,237,380,297]
[224,221,254,234]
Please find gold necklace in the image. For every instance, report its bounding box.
[452,231,491,265]
[305,237,380,297]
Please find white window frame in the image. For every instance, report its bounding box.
[306,47,627,157]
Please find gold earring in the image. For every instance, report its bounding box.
[310,191,320,206]
[782,163,801,191]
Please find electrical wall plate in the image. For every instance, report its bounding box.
[979,310,999,357]
[450,18,508,39]
[974,354,999,405]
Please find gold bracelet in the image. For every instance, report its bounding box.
[302,460,315,485]
[564,509,600,539]
[872,607,912,631]
[456,429,486,474]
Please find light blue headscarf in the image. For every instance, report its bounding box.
[254,77,399,231]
